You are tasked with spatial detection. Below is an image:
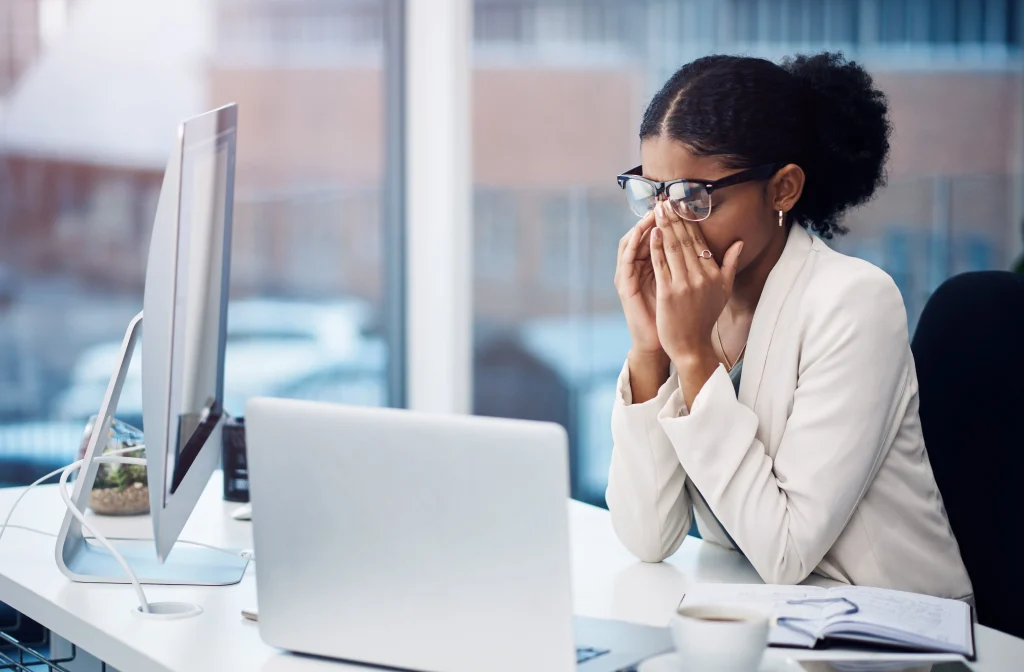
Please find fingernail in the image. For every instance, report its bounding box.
[652,227,662,241]
[654,201,664,218]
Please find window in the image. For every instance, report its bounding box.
[474,0,645,65]
[720,0,1021,47]
[474,189,520,281]
[217,0,384,67]
[539,194,572,289]
[471,0,1024,505]
[0,0,402,487]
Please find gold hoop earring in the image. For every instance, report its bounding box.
[778,210,784,227]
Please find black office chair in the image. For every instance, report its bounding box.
[911,270,1024,639]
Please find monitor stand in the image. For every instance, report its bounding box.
[54,311,249,586]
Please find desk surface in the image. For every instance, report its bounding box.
[0,477,1021,672]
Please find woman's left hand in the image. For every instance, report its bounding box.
[650,199,743,371]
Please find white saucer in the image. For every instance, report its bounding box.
[639,651,771,672]
[638,652,683,672]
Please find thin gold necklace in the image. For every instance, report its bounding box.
[715,321,746,372]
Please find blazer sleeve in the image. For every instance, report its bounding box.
[656,273,911,585]
[605,361,694,563]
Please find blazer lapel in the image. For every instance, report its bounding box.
[738,225,814,411]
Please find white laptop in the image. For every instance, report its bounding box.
[245,398,672,672]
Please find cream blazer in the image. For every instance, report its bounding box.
[606,225,973,600]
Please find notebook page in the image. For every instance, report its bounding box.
[826,586,972,655]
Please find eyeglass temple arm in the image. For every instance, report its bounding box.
[708,164,782,191]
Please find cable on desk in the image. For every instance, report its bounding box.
[0,447,139,546]
[3,524,250,560]
[1,449,252,618]
[58,456,151,613]
[0,525,55,538]
[0,450,151,612]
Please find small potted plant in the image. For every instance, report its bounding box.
[77,417,149,516]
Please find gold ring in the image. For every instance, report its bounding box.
[698,249,713,259]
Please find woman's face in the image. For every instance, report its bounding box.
[639,135,792,273]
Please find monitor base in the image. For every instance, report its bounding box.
[54,311,248,587]
[63,538,248,586]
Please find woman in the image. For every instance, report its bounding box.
[607,52,973,600]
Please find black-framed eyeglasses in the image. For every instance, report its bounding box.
[616,164,781,221]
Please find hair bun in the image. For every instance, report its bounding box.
[783,52,891,236]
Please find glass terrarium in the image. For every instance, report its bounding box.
[76,416,149,516]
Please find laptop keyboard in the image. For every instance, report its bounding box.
[576,646,611,664]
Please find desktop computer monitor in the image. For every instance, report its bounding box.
[55,103,248,586]
[143,103,235,563]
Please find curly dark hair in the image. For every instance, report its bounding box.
[639,52,891,239]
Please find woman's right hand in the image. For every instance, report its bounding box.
[614,211,661,355]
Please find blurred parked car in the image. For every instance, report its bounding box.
[272,336,387,407]
[505,313,632,506]
[52,298,381,427]
[0,421,87,487]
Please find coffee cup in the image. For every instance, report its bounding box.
[670,604,770,672]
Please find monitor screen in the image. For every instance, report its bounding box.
[163,123,234,498]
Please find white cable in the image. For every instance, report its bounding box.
[104,536,250,559]
[59,456,151,613]
[0,446,140,546]
[1,447,251,617]
[1,524,56,537]
[4,524,250,557]
[0,453,151,612]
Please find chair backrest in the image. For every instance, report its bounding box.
[911,271,1024,638]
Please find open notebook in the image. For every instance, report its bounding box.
[680,584,975,660]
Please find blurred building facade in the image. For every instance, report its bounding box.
[0,0,79,97]
[0,0,42,98]
[4,0,1020,321]
[204,0,1024,330]
[0,0,208,284]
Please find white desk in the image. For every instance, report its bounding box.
[0,476,1021,672]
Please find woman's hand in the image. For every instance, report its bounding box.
[616,211,670,404]
[650,200,743,405]
[614,211,659,355]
